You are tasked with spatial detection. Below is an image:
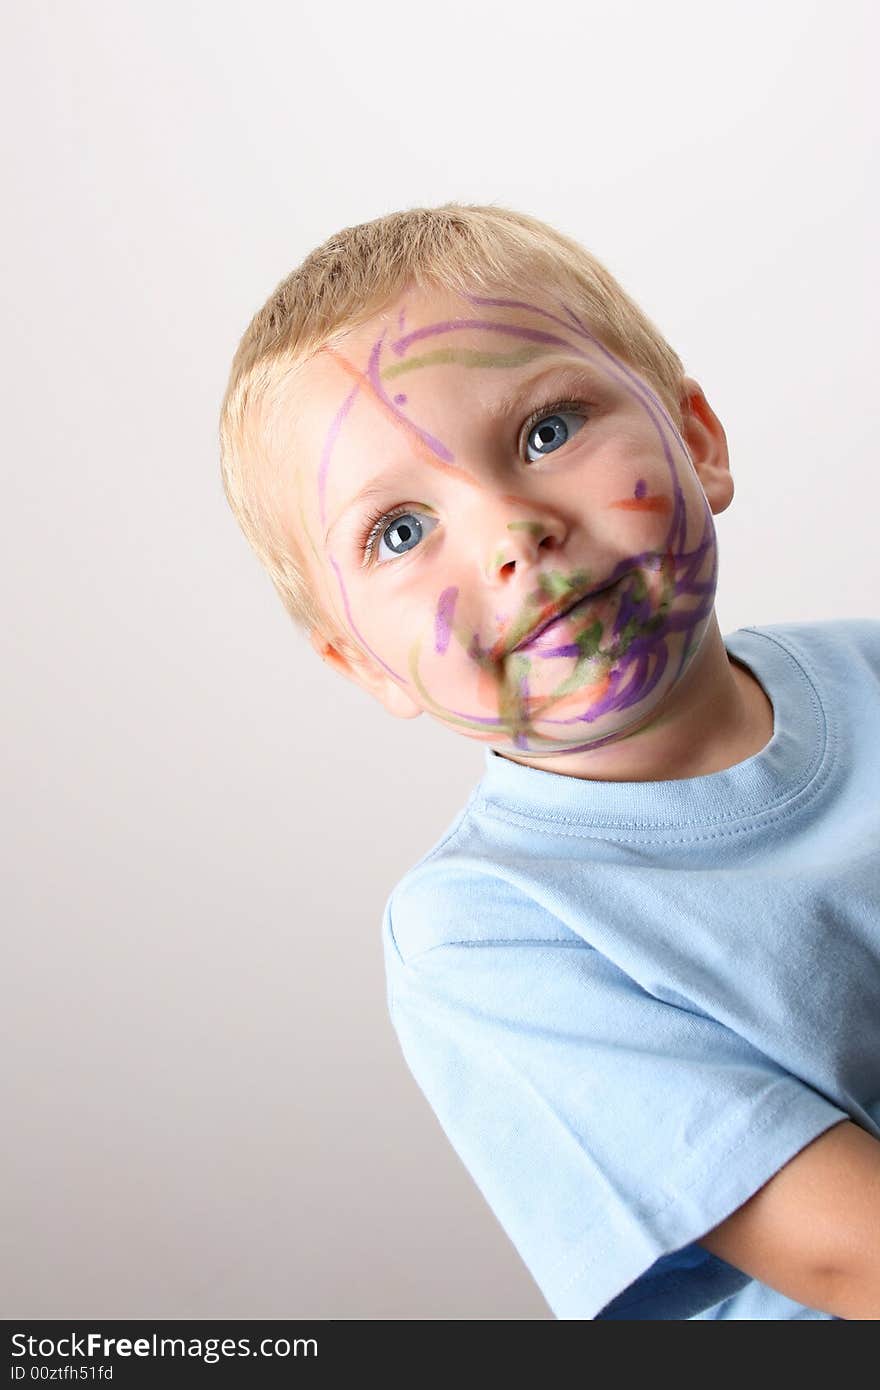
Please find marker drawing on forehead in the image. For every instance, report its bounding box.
[382,342,547,381]
[464,290,685,449]
[317,333,473,538]
[390,315,586,362]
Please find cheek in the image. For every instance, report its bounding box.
[568,459,675,553]
[338,568,446,661]
[606,472,675,530]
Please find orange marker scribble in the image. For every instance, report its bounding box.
[523,664,614,719]
[322,347,482,491]
[609,494,671,513]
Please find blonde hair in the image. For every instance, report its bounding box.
[218,202,686,647]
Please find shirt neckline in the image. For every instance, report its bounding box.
[476,626,829,831]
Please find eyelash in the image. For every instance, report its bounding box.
[357,394,590,568]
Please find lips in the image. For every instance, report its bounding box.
[510,577,619,653]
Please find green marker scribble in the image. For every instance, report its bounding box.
[499,650,533,743]
[500,568,592,649]
[535,568,593,603]
[380,345,552,381]
[407,637,508,735]
[506,521,545,536]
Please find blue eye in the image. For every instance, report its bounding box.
[524,406,588,462]
[360,506,438,567]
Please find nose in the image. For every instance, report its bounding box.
[484,506,568,586]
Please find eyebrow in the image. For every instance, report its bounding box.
[322,358,599,543]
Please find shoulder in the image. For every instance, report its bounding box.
[380,786,588,968]
[743,617,880,673]
[383,847,581,967]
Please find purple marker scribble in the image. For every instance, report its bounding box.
[328,553,406,684]
[317,383,360,530]
[434,586,458,654]
[366,330,454,462]
[394,392,407,405]
[392,317,571,358]
[635,478,647,499]
[538,525,716,730]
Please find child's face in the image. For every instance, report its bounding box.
[278,279,732,763]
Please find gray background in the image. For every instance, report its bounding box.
[3,0,877,1319]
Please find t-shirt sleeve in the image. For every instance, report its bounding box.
[386,914,851,1319]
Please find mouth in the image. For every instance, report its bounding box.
[509,575,621,653]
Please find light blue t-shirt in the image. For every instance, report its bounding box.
[381,619,880,1319]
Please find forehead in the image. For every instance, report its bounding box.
[274,279,612,540]
[287,277,594,433]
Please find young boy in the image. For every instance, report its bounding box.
[219,203,880,1320]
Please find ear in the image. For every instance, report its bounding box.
[678,376,735,516]
[309,628,424,720]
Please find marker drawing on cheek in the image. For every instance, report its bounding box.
[407,636,506,733]
[434,586,457,655]
[327,553,406,683]
[609,485,672,514]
